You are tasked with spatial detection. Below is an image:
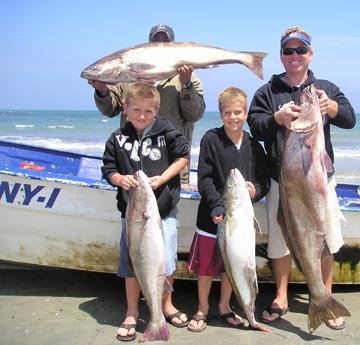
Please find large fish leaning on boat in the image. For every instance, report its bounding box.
[126,170,170,342]
[217,168,270,332]
[80,42,268,83]
[277,84,351,332]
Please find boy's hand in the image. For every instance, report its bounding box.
[212,214,223,224]
[246,181,256,200]
[111,174,138,190]
[148,175,164,190]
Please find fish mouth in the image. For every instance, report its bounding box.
[80,70,98,80]
[133,170,151,186]
[80,71,89,79]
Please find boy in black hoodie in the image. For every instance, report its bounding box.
[186,87,269,332]
[102,82,190,341]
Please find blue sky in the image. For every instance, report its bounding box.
[1,0,359,112]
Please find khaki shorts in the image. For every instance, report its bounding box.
[266,176,345,259]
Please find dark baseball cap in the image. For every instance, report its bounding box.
[149,24,175,42]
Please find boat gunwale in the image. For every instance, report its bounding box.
[0,139,359,212]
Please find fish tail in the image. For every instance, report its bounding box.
[139,319,170,342]
[244,52,267,80]
[163,277,174,296]
[308,294,351,332]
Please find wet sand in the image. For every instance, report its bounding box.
[0,264,359,345]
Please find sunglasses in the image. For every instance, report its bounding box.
[281,46,309,56]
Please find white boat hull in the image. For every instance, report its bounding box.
[1,141,359,283]
[1,174,120,272]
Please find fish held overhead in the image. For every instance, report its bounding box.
[278,85,351,332]
[80,42,268,83]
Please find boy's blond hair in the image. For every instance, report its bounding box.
[218,87,248,112]
[125,82,160,108]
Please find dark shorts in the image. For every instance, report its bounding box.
[186,230,224,276]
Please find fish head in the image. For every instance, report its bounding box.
[133,170,154,197]
[224,168,248,206]
[290,85,321,132]
[130,170,161,226]
[127,170,156,217]
[134,169,150,184]
[80,54,130,83]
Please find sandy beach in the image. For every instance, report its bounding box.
[0,264,359,345]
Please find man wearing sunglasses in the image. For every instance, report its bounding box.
[247,27,356,329]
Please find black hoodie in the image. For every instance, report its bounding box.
[102,116,190,218]
[247,69,356,181]
[196,127,269,235]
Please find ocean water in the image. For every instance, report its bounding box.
[1,109,359,184]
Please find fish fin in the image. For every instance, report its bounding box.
[163,277,174,296]
[321,239,331,262]
[276,202,285,231]
[301,127,332,176]
[139,319,170,342]
[339,210,347,227]
[200,64,221,69]
[323,151,334,174]
[301,139,333,177]
[104,81,122,86]
[253,216,262,235]
[129,63,156,72]
[300,131,315,176]
[241,52,267,80]
[277,202,303,271]
[301,147,313,176]
[308,293,351,333]
[127,257,136,277]
[125,226,135,275]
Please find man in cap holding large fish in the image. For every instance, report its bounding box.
[247,27,356,330]
[87,24,206,188]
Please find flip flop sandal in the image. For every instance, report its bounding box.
[220,311,245,328]
[116,323,137,342]
[187,313,208,332]
[260,306,290,324]
[325,319,345,330]
[165,311,189,328]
